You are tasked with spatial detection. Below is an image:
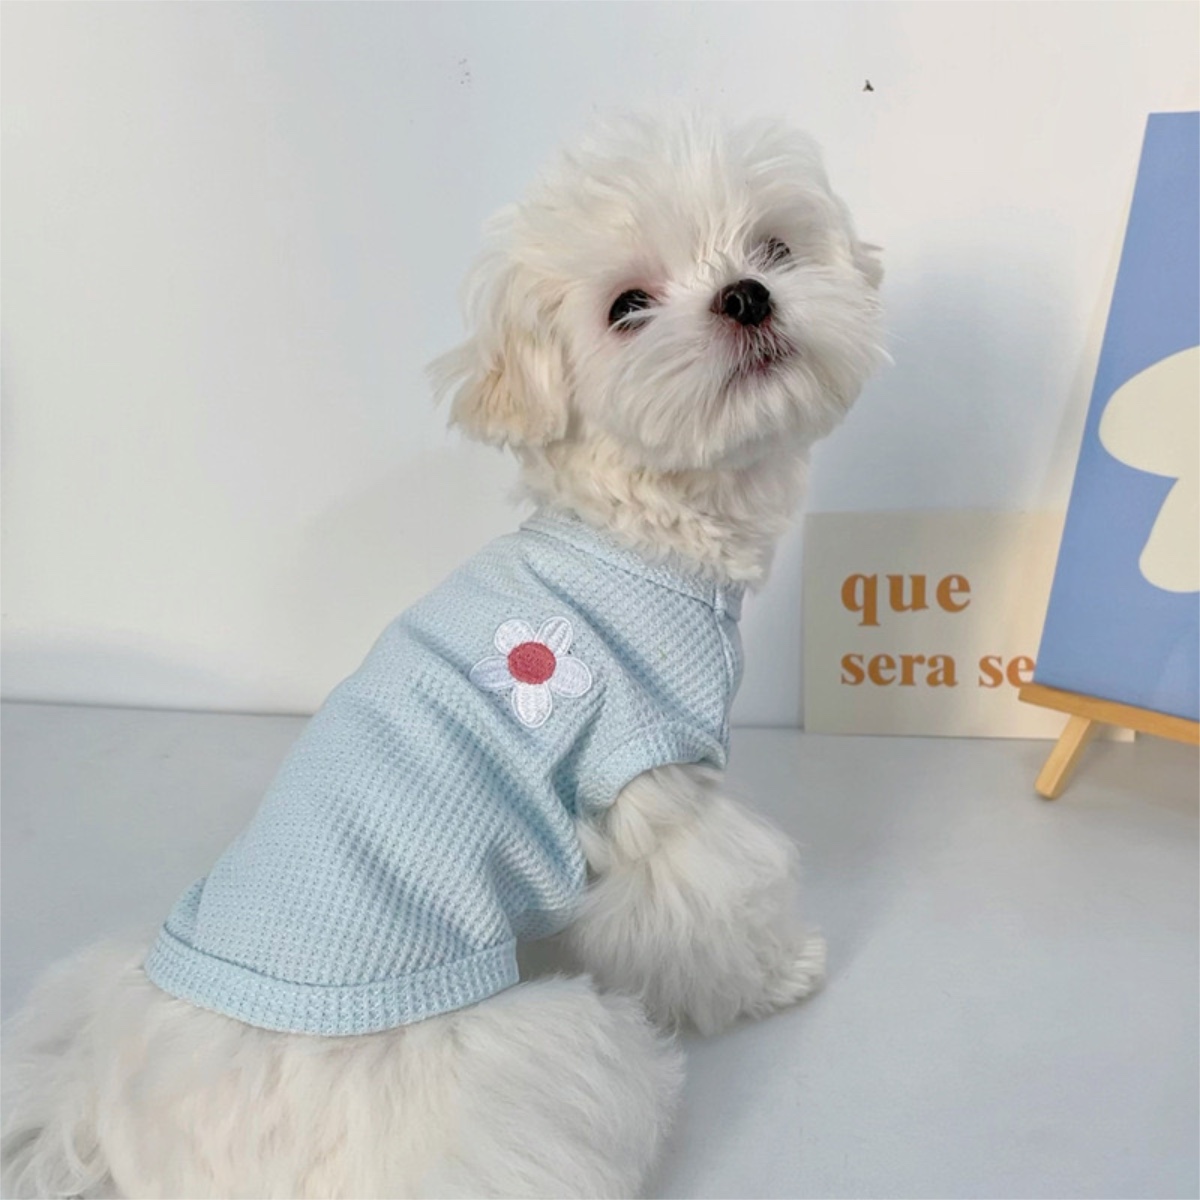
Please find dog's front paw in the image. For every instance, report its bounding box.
[658,929,827,1036]
[761,931,826,1011]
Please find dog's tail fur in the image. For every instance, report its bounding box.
[1,941,135,1199]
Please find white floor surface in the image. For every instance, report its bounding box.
[2,702,1197,1199]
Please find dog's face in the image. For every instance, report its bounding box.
[435,115,884,473]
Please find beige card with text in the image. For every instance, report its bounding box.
[803,510,1112,738]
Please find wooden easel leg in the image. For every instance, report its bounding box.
[1035,714,1099,800]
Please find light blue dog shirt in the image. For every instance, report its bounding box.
[144,511,744,1035]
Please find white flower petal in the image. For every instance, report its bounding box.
[512,682,553,728]
[537,616,574,656]
[494,619,536,654]
[469,656,514,692]
[549,655,593,698]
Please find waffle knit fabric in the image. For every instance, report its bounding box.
[144,511,745,1035]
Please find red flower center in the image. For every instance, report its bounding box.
[508,641,557,685]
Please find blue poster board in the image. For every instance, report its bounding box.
[1035,112,1199,722]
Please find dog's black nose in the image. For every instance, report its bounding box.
[715,279,772,327]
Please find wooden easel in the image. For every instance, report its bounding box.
[1019,683,1200,799]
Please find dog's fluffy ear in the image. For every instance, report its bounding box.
[853,240,884,290]
[430,241,569,448]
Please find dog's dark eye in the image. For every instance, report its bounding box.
[608,289,654,328]
[759,237,792,266]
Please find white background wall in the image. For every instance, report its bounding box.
[4,1,1197,725]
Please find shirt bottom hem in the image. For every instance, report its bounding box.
[143,927,520,1036]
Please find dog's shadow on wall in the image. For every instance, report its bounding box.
[5,443,521,717]
[1,639,250,715]
[278,440,522,703]
[821,224,1097,512]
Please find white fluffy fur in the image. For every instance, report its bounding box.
[568,765,827,1037]
[432,110,884,582]
[2,112,883,1198]
[3,944,680,1199]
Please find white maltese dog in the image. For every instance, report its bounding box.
[2,112,884,1199]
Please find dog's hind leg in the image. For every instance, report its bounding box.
[425,975,683,1199]
[566,763,826,1035]
[1,940,137,1199]
[4,947,678,1200]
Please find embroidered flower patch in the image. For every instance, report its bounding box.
[470,617,593,728]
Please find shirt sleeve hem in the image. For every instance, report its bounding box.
[574,722,728,812]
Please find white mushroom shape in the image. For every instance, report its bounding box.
[1098,344,1200,593]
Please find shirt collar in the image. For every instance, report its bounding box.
[521,509,745,621]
